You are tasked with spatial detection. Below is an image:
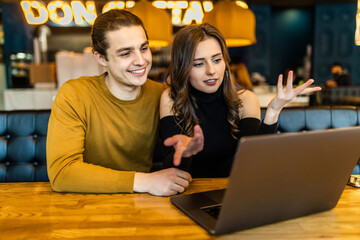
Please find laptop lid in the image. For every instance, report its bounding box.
[171,127,360,235]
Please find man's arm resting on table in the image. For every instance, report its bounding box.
[46,83,137,193]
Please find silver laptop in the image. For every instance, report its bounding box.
[171,127,360,235]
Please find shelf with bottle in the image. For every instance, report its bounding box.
[9,52,33,88]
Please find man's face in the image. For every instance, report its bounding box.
[102,25,152,88]
[330,66,342,75]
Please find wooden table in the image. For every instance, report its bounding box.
[0,179,359,239]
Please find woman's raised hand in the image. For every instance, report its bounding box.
[264,71,322,124]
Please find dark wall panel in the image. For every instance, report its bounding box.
[2,3,34,88]
[313,3,359,85]
[248,4,272,83]
[270,7,313,84]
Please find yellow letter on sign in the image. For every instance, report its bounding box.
[20,1,49,25]
[71,1,97,25]
[102,1,126,13]
[47,1,73,25]
[183,1,204,25]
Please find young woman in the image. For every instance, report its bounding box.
[159,23,321,178]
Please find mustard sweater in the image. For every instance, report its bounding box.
[47,74,166,193]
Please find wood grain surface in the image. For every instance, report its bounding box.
[0,179,359,239]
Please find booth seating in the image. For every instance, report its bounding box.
[0,111,50,182]
[1,106,359,182]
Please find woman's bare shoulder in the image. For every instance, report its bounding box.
[160,88,175,118]
[237,89,260,119]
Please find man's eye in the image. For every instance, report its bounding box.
[119,52,130,57]
[141,46,149,52]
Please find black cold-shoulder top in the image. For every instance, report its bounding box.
[158,85,277,177]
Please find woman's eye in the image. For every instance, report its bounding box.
[213,58,222,63]
[193,62,204,67]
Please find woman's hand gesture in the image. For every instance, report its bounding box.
[164,125,204,166]
[265,71,322,124]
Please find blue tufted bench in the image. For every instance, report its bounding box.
[0,110,50,182]
[1,106,359,182]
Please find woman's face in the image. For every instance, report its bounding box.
[189,37,226,94]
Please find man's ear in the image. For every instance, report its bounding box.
[94,51,107,67]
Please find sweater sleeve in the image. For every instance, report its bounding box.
[239,117,278,137]
[157,116,192,171]
[46,83,135,193]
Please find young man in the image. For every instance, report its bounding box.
[46,10,203,196]
[326,62,353,87]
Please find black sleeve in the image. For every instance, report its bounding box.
[336,74,353,86]
[239,117,277,137]
[156,116,192,171]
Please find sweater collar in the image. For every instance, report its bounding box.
[189,82,223,103]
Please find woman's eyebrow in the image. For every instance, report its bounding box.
[193,53,222,61]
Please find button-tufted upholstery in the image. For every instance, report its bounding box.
[1,107,359,182]
[276,106,360,132]
[0,110,50,182]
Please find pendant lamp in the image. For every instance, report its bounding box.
[129,0,172,47]
[203,0,256,47]
[355,0,360,45]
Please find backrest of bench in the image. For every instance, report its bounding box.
[0,111,51,182]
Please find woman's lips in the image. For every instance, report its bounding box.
[204,79,217,85]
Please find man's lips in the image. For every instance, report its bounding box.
[128,68,146,75]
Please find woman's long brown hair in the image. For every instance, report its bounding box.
[168,23,242,139]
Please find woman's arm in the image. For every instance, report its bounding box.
[159,89,204,167]
[160,88,175,119]
[237,89,277,136]
[264,71,321,125]
[239,71,321,125]
[238,89,261,120]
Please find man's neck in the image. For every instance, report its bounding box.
[104,74,142,101]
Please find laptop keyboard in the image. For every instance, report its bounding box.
[201,204,222,219]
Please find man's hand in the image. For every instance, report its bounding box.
[133,168,192,196]
[163,125,204,166]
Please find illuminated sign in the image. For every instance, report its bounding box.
[152,1,213,25]
[20,1,135,26]
[20,1,215,26]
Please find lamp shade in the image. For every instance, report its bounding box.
[129,0,172,47]
[203,0,256,47]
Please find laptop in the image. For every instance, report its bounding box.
[170,127,360,235]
